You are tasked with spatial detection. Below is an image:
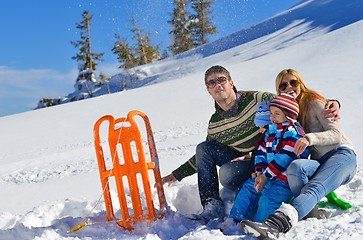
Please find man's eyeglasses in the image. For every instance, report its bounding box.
[206,76,228,88]
[278,79,300,91]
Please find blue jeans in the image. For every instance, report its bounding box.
[230,178,293,222]
[287,159,320,197]
[195,140,254,206]
[287,146,357,220]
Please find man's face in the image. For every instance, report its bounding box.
[205,73,234,102]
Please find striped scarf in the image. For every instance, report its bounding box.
[254,121,308,183]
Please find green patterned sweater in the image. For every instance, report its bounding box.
[172,90,276,181]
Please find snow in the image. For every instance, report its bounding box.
[1,0,363,239]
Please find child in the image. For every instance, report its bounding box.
[228,93,309,223]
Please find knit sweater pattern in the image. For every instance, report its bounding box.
[304,99,354,159]
[172,90,276,181]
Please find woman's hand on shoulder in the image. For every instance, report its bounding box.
[323,100,340,121]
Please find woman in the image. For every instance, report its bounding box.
[240,69,357,239]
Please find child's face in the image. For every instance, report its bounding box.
[269,106,288,124]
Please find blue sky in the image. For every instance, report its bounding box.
[0,0,301,117]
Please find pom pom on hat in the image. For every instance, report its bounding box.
[269,93,299,120]
[254,100,272,127]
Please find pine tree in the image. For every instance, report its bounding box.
[71,10,104,94]
[112,33,137,69]
[190,0,216,47]
[169,0,194,55]
[113,17,161,69]
[98,72,111,94]
[130,17,161,66]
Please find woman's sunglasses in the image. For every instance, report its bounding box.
[278,79,300,91]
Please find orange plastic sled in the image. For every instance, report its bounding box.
[93,110,167,230]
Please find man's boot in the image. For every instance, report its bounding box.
[240,203,298,239]
[188,198,224,222]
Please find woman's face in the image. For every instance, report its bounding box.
[279,73,301,99]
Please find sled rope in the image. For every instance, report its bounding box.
[69,117,127,233]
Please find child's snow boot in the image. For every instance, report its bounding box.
[240,203,298,239]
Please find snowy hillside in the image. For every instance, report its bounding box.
[1,0,363,239]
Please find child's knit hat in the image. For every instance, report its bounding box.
[254,100,272,127]
[269,93,299,120]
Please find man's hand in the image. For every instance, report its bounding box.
[231,154,252,162]
[161,174,177,186]
[254,174,267,192]
[323,100,340,121]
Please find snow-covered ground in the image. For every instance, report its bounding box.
[1,0,363,239]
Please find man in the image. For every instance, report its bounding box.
[162,65,276,220]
